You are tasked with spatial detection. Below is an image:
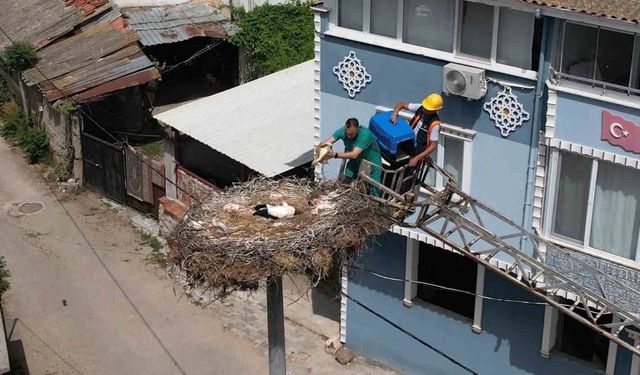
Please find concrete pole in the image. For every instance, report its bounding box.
[266,276,286,375]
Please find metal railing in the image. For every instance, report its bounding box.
[356,159,640,357]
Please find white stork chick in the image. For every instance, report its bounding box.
[253,202,296,219]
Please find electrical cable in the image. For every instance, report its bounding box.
[347,264,548,306]
[0,25,203,202]
[160,40,226,74]
[342,291,479,375]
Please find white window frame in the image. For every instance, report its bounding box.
[543,148,640,265]
[403,238,480,323]
[455,0,500,64]
[328,0,539,80]
[436,124,474,194]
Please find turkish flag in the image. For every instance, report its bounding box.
[601,111,640,154]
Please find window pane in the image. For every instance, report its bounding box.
[561,23,597,79]
[459,1,494,59]
[338,0,363,30]
[418,243,476,319]
[596,29,634,86]
[371,0,397,38]
[403,0,455,52]
[424,150,437,186]
[497,8,535,69]
[443,137,464,186]
[590,162,640,259]
[553,152,591,242]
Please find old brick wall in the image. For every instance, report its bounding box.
[175,166,220,206]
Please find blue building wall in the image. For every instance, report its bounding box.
[317,9,637,375]
[347,234,614,374]
[554,91,640,158]
[320,35,539,260]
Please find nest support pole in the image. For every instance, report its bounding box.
[267,276,286,375]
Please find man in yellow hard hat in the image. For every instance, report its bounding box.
[390,93,443,167]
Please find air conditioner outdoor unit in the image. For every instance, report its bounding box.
[442,63,487,100]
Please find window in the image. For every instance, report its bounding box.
[333,1,541,72]
[338,0,363,30]
[550,151,640,261]
[458,2,538,68]
[371,0,398,38]
[434,126,474,193]
[417,243,477,319]
[442,136,464,186]
[497,8,538,70]
[459,1,494,59]
[558,21,640,92]
[403,0,456,52]
[555,298,611,370]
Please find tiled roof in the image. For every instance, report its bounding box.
[520,0,640,24]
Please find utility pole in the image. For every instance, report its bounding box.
[266,276,286,375]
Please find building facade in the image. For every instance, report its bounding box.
[313,1,640,374]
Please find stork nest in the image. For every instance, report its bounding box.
[167,178,391,295]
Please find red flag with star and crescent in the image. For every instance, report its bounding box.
[601,110,640,154]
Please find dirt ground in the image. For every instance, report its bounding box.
[0,137,398,375]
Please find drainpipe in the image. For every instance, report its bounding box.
[521,14,554,251]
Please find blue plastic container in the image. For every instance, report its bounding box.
[369,111,415,157]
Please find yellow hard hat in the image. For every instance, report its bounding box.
[422,93,443,111]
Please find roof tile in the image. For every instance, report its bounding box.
[520,0,640,24]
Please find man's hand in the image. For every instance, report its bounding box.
[390,113,397,124]
[328,151,336,159]
[409,156,421,167]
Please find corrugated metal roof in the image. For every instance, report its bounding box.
[0,0,79,49]
[5,0,161,102]
[518,0,640,24]
[124,3,227,45]
[154,61,315,177]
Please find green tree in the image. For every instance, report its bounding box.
[230,2,314,81]
[2,42,38,72]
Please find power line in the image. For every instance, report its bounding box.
[160,40,226,74]
[348,265,548,306]
[0,25,203,202]
[342,291,479,375]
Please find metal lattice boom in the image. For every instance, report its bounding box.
[357,159,640,357]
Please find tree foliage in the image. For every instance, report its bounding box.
[2,42,38,72]
[230,2,314,80]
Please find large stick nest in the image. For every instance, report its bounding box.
[167,178,391,294]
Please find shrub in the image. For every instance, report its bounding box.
[55,101,77,115]
[17,126,49,163]
[54,162,72,182]
[1,101,26,138]
[0,76,9,104]
[0,256,9,297]
[1,42,38,72]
